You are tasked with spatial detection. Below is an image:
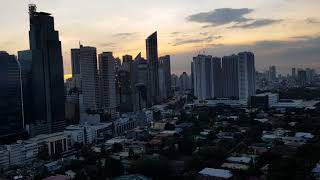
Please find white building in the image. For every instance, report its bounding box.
[83,123,113,144]
[198,168,233,179]
[64,125,86,145]
[113,116,137,136]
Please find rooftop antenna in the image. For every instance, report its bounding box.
[28,4,37,16]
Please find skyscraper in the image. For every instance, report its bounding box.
[28,4,65,136]
[18,50,33,125]
[179,72,191,94]
[132,53,148,111]
[192,55,214,100]
[192,52,256,104]
[0,52,24,140]
[292,68,296,79]
[268,65,277,82]
[297,69,307,87]
[238,52,256,103]
[122,55,133,73]
[159,55,172,99]
[146,32,159,106]
[222,55,239,99]
[98,52,117,115]
[79,45,99,112]
[71,48,81,76]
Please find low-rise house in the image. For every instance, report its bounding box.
[198,168,233,180]
[221,163,249,171]
[311,162,320,180]
[113,174,151,180]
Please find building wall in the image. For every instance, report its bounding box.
[80,46,99,111]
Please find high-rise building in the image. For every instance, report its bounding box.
[132,53,148,111]
[71,48,80,76]
[18,50,33,125]
[297,69,307,87]
[117,70,133,112]
[238,52,256,103]
[268,65,277,82]
[192,52,256,104]
[192,55,214,100]
[306,68,315,84]
[221,55,239,98]
[179,72,190,94]
[28,4,65,136]
[79,45,99,112]
[171,74,180,94]
[146,32,159,106]
[98,52,117,115]
[0,52,24,140]
[122,55,133,72]
[292,68,296,79]
[158,55,171,99]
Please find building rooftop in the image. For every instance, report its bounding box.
[198,168,233,178]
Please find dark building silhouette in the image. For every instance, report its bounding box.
[146,32,159,106]
[158,55,172,99]
[132,53,148,111]
[71,48,81,76]
[28,4,65,136]
[0,51,25,142]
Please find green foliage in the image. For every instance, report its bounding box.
[132,156,170,179]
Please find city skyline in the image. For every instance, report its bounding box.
[1,0,320,77]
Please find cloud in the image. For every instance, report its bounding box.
[187,8,253,26]
[171,35,320,74]
[187,8,282,29]
[171,32,181,35]
[230,19,282,29]
[306,18,320,24]
[98,42,116,47]
[172,35,222,46]
[114,32,138,39]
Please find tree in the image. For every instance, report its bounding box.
[132,157,170,179]
[104,157,124,178]
[112,143,123,153]
[164,123,175,130]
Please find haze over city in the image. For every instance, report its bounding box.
[1,0,320,77]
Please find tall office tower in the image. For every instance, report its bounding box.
[292,68,296,79]
[297,69,307,87]
[70,48,81,90]
[117,70,133,112]
[0,52,24,141]
[268,65,277,82]
[28,4,65,136]
[179,72,190,94]
[171,74,180,94]
[158,62,166,99]
[238,52,256,103]
[192,55,214,100]
[71,48,80,76]
[222,55,239,99]
[18,50,33,125]
[211,57,223,98]
[132,53,148,111]
[122,55,133,72]
[146,32,159,106]
[159,55,172,99]
[114,57,121,73]
[98,52,117,115]
[306,68,315,84]
[79,45,99,112]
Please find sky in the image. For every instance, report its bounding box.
[0,0,320,77]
